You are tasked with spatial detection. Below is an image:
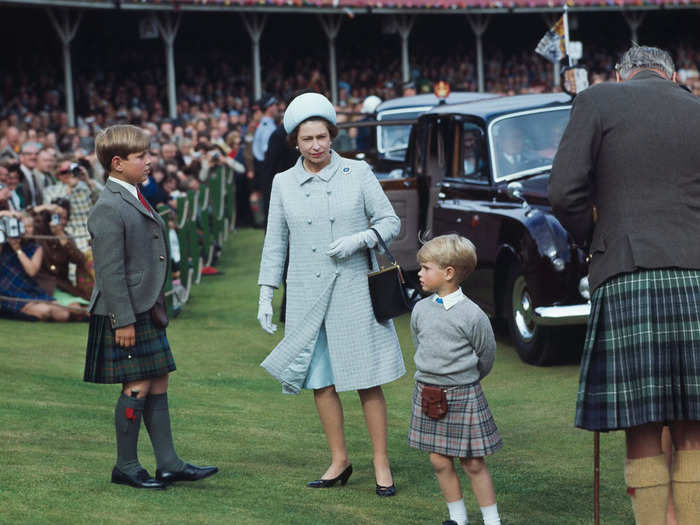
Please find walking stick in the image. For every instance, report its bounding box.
[594,431,600,525]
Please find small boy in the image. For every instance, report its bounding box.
[84,124,217,489]
[408,234,502,525]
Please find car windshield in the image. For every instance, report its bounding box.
[377,108,428,159]
[491,108,569,181]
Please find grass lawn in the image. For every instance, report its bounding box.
[0,228,633,524]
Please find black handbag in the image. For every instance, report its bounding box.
[367,228,419,322]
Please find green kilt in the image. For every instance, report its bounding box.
[575,268,700,431]
[83,311,176,384]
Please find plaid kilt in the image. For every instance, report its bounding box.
[575,268,700,431]
[83,311,176,384]
[408,381,502,458]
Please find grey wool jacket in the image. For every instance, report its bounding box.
[410,294,496,386]
[87,179,169,329]
[258,152,406,394]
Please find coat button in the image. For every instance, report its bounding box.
[329,217,335,223]
[305,192,310,197]
[307,219,312,224]
[312,247,317,252]
[326,190,332,195]
[154,234,159,239]
[315,272,321,278]
[159,255,165,261]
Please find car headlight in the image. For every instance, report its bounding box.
[578,276,590,301]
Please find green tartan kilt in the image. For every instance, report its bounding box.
[83,311,176,384]
[575,268,700,431]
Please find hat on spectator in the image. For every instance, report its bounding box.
[283,93,336,134]
[361,95,382,114]
[256,94,278,110]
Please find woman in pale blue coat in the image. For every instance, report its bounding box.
[257,93,405,496]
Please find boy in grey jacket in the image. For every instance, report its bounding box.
[408,234,502,525]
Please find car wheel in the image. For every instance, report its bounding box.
[504,263,559,366]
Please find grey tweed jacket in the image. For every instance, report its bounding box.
[258,152,406,393]
[87,179,169,329]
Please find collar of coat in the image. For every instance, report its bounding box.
[105,178,161,224]
[295,150,343,185]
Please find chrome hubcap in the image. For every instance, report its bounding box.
[512,275,536,342]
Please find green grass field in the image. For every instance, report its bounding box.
[0,229,634,524]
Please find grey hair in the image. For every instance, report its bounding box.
[616,45,675,79]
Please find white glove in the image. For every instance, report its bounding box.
[257,285,277,334]
[326,230,377,259]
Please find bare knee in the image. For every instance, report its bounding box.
[670,420,700,450]
[123,379,153,398]
[430,453,454,475]
[20,303,51,321]
[50,306,70,322]
[460,457,486,476]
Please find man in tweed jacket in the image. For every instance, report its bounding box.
[549,46,700,525]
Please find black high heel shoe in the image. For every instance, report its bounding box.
[375,483,396,497]
[306,464,353,488]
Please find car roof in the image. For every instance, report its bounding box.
[423,93,572,121]
[376,92,499,113]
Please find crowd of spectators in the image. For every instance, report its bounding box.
[0,42,697,322]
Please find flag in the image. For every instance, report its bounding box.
[535,16,567,64]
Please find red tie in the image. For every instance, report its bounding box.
[137,189,151,214]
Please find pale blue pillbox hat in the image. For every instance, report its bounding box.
[283,93,336,134]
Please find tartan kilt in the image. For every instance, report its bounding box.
[408,381,502,458]
[575,268,700,432]
[83,311,176,384]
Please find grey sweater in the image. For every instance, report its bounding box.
[410,295,496,385]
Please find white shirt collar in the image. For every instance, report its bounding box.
[432,288,466,310]
[108,176,138,200]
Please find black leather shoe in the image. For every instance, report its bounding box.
[375,483,396,497]
[307,464,353,488]
[155,463,219,483]
[111,467,167,490]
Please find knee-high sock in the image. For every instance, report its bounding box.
[624,454,669,525]
[142,393,185,472]
[671,450,700,525]
[114,393,146,476]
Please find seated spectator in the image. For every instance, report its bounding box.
[32,203,94,302]
[0,211,85,321]
[6,163,25,210]
[43,157,100,252]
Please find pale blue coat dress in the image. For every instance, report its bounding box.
[258,151,406,394]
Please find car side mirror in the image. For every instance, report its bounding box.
[506,181,524,201]
[561,65,590,96]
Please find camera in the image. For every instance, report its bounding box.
[0,216,26,244]
[211,151,220,161]
[50,213,61,226]
[69,162,82,176]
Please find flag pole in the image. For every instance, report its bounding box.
[563,3,573,67]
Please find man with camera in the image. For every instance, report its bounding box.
[43,157,100,252]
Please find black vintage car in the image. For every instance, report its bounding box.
[377,93,590,365]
